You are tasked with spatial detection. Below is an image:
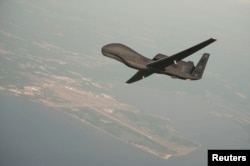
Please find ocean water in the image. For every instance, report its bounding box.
[0,94,166,166]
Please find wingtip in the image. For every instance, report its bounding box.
[211,37,217,41]
[126,79,133,84]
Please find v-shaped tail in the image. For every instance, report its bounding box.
[191,53,210,79]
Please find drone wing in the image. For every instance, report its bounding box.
[147,38,216,69]
[126,70,154,83]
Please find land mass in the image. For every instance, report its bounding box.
[0,74,199,159]
[0,27,199,159]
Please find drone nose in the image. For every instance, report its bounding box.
[101,44,112,55]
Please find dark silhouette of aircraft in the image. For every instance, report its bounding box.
[101,38,216,83]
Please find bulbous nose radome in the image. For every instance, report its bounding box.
[101,43,124,57]
[101,44,111,56]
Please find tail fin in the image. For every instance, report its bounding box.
[191,53,210,79]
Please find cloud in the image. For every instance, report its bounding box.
[33,41,60,50]
[235,92,247,99]
[0,30,25,40]
[0,48,11,55]
[0,42,12,55]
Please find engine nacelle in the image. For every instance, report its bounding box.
[152,54,168,61]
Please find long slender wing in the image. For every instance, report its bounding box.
[126,70,154,83]
[147,38,216,69]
